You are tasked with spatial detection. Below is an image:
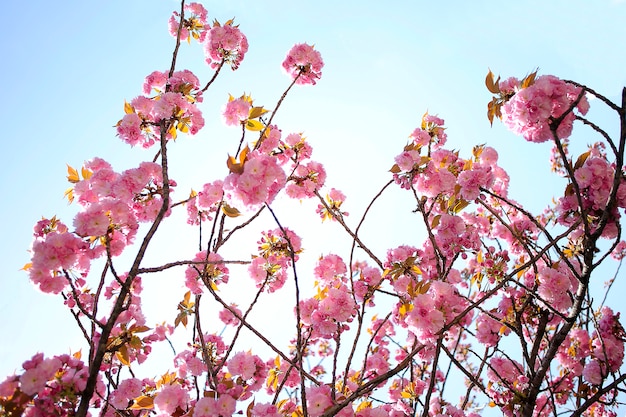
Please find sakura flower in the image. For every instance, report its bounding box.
[205,21,248,70]
[282,43,324,85]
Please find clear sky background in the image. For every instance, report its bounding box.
[2,0,626,413]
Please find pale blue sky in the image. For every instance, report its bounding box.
[2,0,626,413]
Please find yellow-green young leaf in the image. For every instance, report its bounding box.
[67,164,80,183]
[485,69,501,94]
[221,203,241,218]
[453,199,470,214]
[421,111,429,130]
[116,345,130,366]
[248,106,268,119]
[64,187,75,204]
[21,262,32,271]
[189,189,198,199]
[245,119,264,131]
[81,167,93,180]
[168,124,177,139]
[472,144,485,160]
[124,100,135,114]
[398,303,413,316]
[178,122,189,133]
[266,370,278,389]
[129,395,154,410]
[356,401,372,412]
[192,31,199,40]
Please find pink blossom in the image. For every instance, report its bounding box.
[306,385,333,416]
[205,22,248,70]
[218,304,241,326]
[154,383,188,414]
[227,351,267,386]
[194,396,217,417]
[222,97,251,126]
[197,180,224,209]
[319,287,357,322]
[282,43,324,85]
[169,2,208,42]
[19,356,61,395]
[475,312,505,347]
[583,359,603,385]
[405,294,445,343]
[501,75,589,143]
[224,152,287,208]
[285,160,327,198]
[251,403,282,417]
[314,254,347,283]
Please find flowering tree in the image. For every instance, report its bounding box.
[1,2,626,416]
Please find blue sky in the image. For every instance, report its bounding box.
[2,0,626,412]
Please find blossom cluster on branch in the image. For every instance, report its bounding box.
[2,2,626,417]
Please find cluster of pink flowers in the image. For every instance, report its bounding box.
[535,262,577,312]
[248,227,302,292]
[0,353,103,415]
[205,20,248,70]
[402,281,468,344]
[475,311,508,347]
[500,74,590,143]
[185,251,229,294]
[316,187,349,221]
[223,150,287,207]
[168,2,208,42]
[298,254,358,339]
[392,116,505,219]
[259,131,314,165]
[222,96,251,126]
[282,43,324,85]
[117,69,205,147]
[285,161,327,198]
[486,356,529,414]
[555,150,626,239]
[28,158,171,294]
[186,179,224,225]
[219,120,328,209]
